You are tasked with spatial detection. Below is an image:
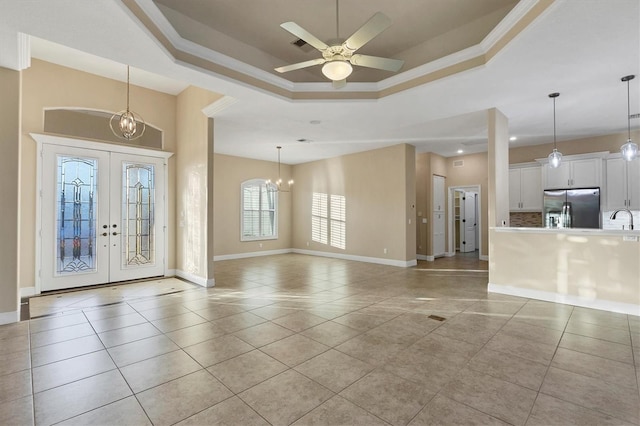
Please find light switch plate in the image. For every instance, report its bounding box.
[623,235,639,242]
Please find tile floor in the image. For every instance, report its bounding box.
[1,253,639,425]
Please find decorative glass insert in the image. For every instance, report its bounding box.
[241,179,277,241]
[56,156,98,274]
[122,162,155,267]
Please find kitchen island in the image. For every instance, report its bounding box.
[489,227,640,316]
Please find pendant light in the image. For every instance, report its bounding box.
[547,92,562,168]
[266,146,294,192]
[110,65,146,140]
[620,75,637,161]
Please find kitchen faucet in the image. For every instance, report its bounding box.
[610,209,634,230]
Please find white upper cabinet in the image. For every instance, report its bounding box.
[541,154,605,189]
[509,165,542,211]
[606,156,640,210]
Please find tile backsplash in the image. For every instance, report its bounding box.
[510,212,543,227]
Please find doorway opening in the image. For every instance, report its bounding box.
[447,185,483,261]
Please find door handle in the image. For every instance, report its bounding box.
[102,225,108,229]
[112,224,118,228]
[112,232,120,236]
[102,232,108,237]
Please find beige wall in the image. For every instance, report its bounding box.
[292,144,416,263]
[213,153,293,256]
[175,86,222,283]
[415,153,429,257]
[0,67,21,322]
[509,130,640,164]
[20,59,178,289]
[490,229,640,311]
[403,144,417,260]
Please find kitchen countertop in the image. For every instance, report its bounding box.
[493,226,640,236]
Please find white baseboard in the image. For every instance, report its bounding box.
[20,287,37,298]
[479,255,489,261]
[293,248,417,268]
[416,254,429,261]
[425,255,435,261]
[175,270,215,288]
[213,248,293,262]
[445,252,456,257]
[0,310,19,325]
[488,283,640,317]
[165,269,176,277]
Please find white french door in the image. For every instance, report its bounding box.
[40,144,166,291]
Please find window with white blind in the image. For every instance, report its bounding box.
[241,179,277,241]
[312,192,346,249]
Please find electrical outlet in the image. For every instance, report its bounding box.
[623,235,639,242]
[259,243,263,248]
[306,241,310,246]
[383,248,387,254]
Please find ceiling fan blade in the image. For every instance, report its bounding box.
[332,79,347,89]
[280,22,329,52]
[350,54,404,72]
[275,58,326,73]
[344,12,392,51]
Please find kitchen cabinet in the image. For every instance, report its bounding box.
[543,157,603,189]
[606,156,640,210]
[433,175,445,211]
[509,165,542,211]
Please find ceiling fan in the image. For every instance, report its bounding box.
[274,7,404,89]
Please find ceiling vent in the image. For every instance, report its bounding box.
[292,39,314,53]
[453,160,464,168]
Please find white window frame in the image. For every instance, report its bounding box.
[241,179,278,241]
[311,192,346,250]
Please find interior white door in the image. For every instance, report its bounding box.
[41,145,165,291]
[462,192,476,252]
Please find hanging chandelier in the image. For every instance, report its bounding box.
[620,75,638,161]
[547,92,562,168]
[110,65,146,140]
[266,146,294,192]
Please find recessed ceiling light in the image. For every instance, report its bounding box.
[509,136,517,141]
[457,149,464,154]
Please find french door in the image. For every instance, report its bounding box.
[40,144,166,291]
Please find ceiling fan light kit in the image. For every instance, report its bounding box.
[275,6,404,87]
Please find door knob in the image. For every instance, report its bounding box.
[102,232,108,237]
[112,232,120,236]
[102,225,108,229]
[112,224,118,228]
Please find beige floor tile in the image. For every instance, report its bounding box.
[382,347,465,393]
[335,333,409,366]
[193,304,246,321]
[33,349,115,392]
[565,318,632,345]
[0,321,30,341]
[207,350,288,393]
[295,349,373,392]
[0,349,31,376]
[272,311,327,332]
[30,313,87,334]
[108,334,179,367]
[484,331,557,365]
[233,322,294,347]
[465,299,526,316]
[34,370,132,425]
[570,307,630,330]
[540,367,640,424]
[292,395,389,426]
[213,312,267,333]
[89,312,148,333]
[340,369,434,426]
[239,369,333,426]
[409,394,509,426]
[120,350,201,393]
[332,312,391,331]
[261,334,330,367]
[30,322,95,348]
[31,334,104,367]
[165,322,226,347]
[499,318,564,346]
[433,314,505,346]
[0,395,34,426]
[183,334,254,367]
[551,347,637,390]
[441,368,537,426]
[300,321,361,347]
[526,393,635,426]
[306,305,355,320]
[150,312,208,333]
[559,332,634,364]
[137,304,191,321]
[58,395,152,425]
[176,396,269,426]
[137,369,233,426]
[468,347,548,391]
[248,305,302,320]
[98,322,160,348]
[409,333,482,365]
[0,369,31,404]
[82,303,137,321]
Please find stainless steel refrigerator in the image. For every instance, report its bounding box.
[543,187,601,229]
